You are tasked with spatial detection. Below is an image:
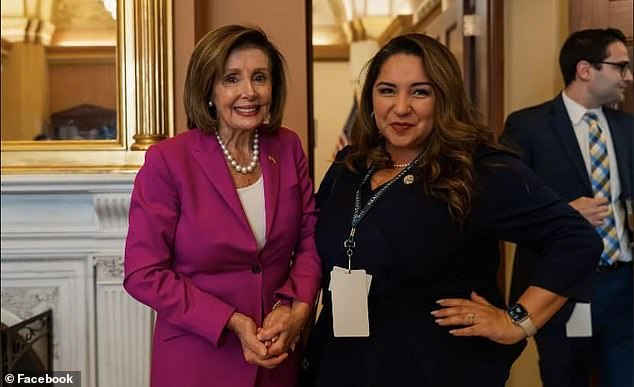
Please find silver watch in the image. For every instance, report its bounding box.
[507,303,537,337]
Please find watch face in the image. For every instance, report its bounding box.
[508,304,528,322]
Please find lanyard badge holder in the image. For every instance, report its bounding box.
[329,155,421,337]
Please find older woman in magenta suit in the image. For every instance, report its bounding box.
[124,25,321,387]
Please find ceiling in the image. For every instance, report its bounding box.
[312,0,425,45]
[4,0,424,48]
[52,0,115,31]
[1,0,115,46]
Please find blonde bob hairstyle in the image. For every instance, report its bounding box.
[184,25,287,133]
[347,33,502,223]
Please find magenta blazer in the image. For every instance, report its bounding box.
[124,127,321,387]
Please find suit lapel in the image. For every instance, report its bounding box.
[191,130,251,231]
[259,131,280,239]
[606,110,633,198]
[549,95,593,195]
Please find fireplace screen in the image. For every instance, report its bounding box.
[1,310,53,378]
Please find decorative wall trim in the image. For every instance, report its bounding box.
[94,194,131,231]
[0,287,58,322]
[413,0,442,26]
[94,256,124,282]
[1,175,134,248]
[129,0,174,150]
[1,259,90,378]
[1,173,148,387]
[46,46,116,64]
[0,173,135,193]
[377,15,413,46]
[96,284,153,387]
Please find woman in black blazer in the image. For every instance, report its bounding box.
[304,33,602,386]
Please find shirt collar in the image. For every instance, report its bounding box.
[561,91,603,125]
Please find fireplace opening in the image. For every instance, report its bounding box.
[1,310,53,379]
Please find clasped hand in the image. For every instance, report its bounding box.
[228,302,309,369]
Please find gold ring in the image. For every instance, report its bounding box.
[467,312,476,325]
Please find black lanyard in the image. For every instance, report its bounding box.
[343,154,422,272]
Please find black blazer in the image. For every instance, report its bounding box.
[306,146,602,387]
[502,94,634,302]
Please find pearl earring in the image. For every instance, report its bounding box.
[208,101,214,108]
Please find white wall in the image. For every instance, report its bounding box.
[504,0,569,117]
[312,60,353,187]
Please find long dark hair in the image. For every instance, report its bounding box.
[347,33,503,222]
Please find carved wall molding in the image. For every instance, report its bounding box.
[0,258,89,370]
[95,282,153,386]
[0,173,135,193]
[94,194,131,231]
[94,256,124,282]
[1,174,133,248]
[0,286,58,322]
[1,16,55,45]
[1,173,144,387]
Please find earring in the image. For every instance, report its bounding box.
[208,101,214,108]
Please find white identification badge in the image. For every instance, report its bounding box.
[329,266,372,337]
[565,302,592,337]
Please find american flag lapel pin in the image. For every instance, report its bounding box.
[268,155,277,165]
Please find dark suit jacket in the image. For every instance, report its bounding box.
[502,94,634,303]
[306,146,601,387]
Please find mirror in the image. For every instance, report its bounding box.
[1,0,173,172]
[1,0,117,143]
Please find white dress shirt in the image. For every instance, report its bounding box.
[562,91,631,262]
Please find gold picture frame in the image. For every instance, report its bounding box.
[1,0,174,173]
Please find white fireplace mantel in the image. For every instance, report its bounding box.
[1,173,152,387]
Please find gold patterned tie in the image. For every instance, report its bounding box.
[585,111,620,265]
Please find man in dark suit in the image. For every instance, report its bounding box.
[503,28,633,387]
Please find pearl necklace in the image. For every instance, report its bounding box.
[392,159,419,168]
[215,130,260,174]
